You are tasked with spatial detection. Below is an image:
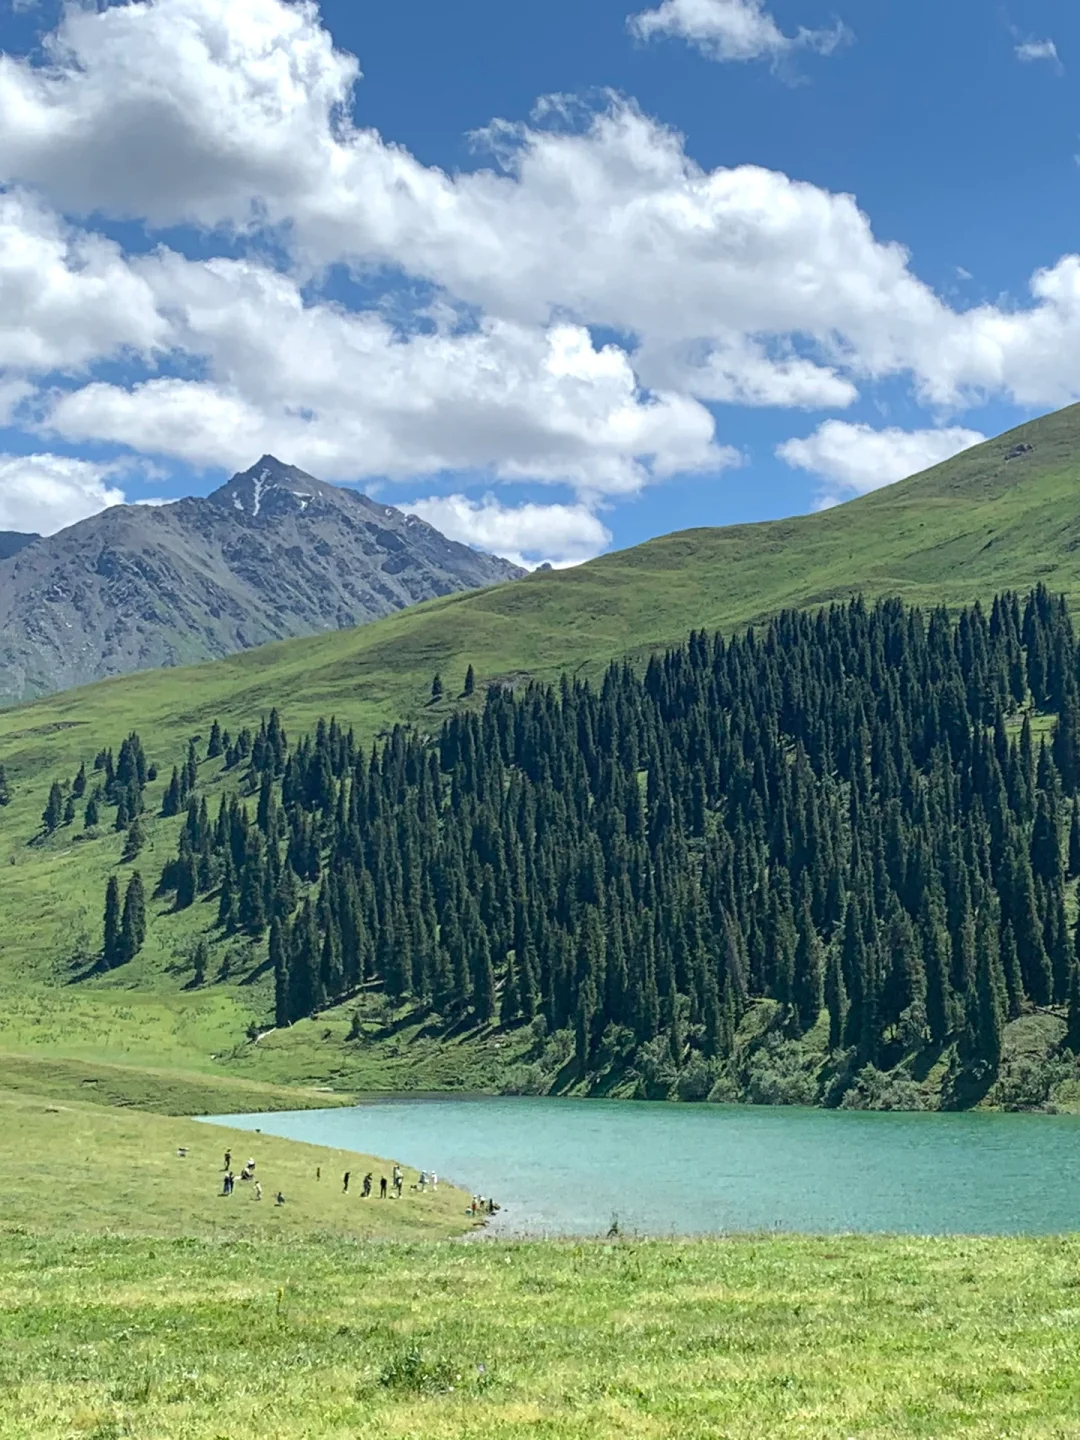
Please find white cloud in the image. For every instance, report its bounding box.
[1016,39,1060,66]
[777,420,986,506]
[405,494,612,569]
[41,250,730,495]
[5,0,1080,541]
[628,0,848,64]
[0,453,127,535]
[0,0,360,228]
[3,0,1080,423]
[0,190,166,374]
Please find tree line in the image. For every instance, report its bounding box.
[139,584,1080,1096]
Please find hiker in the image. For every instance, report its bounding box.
[247,1157,256,1173]
[254,1181,262,1201]
[224,1149,231,1171]
[418,1170,427,1191]
[221,1173,231,1196]
[487,1197,497,1215]
[393,1164,403,1196]
[316,1166,321,1181]
[275,1191,285,1206]
[362,1173,372,1198]
[431,1172,438,1192]
[343,1171,350,1194]
[379,1175,387,1198]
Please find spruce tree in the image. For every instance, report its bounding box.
[42,781,63,834]
[271,918,289,1026]
[118,872,146,964]
[102,875,121,969]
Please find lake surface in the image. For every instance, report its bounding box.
[204,1097,1080,1236]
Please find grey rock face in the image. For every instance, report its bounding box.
[0,457,523,704]
[0,532,37,561]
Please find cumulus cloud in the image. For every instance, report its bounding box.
[40,250,729,494]
[405,494,612,569]
[4,0,1080,542]
[628,0,848,64]
[1015,39,1060,66]
[776,420,986,507]
[3,0,1080,423]
[0,190,166,374]
[0,453,127,535]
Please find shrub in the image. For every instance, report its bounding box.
[744,1039,818,1106]
[840,1064,927,1111]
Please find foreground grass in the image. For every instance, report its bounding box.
[3,1229,1080,1438]
[0,1086,471,1243]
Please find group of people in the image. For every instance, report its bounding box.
[342,1162,432,1198]
[468,1195,500,1217]
[216,1146,453,1211]
[220,1149,285,1206]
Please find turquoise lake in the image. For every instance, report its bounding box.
[205,1097,1080,1236]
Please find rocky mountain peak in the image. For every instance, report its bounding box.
[0,454,523,703]
[208,455,346,519]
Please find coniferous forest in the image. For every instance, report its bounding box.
[76,584,1080,1105]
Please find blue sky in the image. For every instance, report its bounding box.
[0,0,1077,564]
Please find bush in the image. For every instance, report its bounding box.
[633,1034,677,1100]
[840,1064,927,1111]
[991,1055,1068,1111]
[676,1053,718,1101]
[744,1039,819,1106]
[500,1064,548,1096]
[539,1027,574,1076]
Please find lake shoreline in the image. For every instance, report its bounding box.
[202,1094,1080,1239]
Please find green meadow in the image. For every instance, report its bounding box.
[4,1223,1080,1438]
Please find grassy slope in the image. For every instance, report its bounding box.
[4,1227,1080,1438]
[0,1085,471,1242]
[4,404,1080,1089]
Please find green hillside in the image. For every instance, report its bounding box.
[6,404,1080,774]
[3,403,1080,1095]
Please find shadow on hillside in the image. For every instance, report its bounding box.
[66,956,108,984]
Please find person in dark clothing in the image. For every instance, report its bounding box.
[343,1171,350,1194]
[362,1173,372,1198]
[224,1150,231,1171]
[379,1175,387,1198]
[275,1191,285,1206]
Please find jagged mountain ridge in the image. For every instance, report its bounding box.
[0,456,523,704]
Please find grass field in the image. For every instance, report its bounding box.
[4,404,1080,1096]
[3,1227,1080,1438]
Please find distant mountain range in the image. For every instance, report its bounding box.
[0,456,523,704]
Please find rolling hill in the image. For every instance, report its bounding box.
[2,401,1080,1096]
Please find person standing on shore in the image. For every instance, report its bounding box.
[379,1175,387,1198]
[362,1173,372,1197]
[343,1171,350,1194]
